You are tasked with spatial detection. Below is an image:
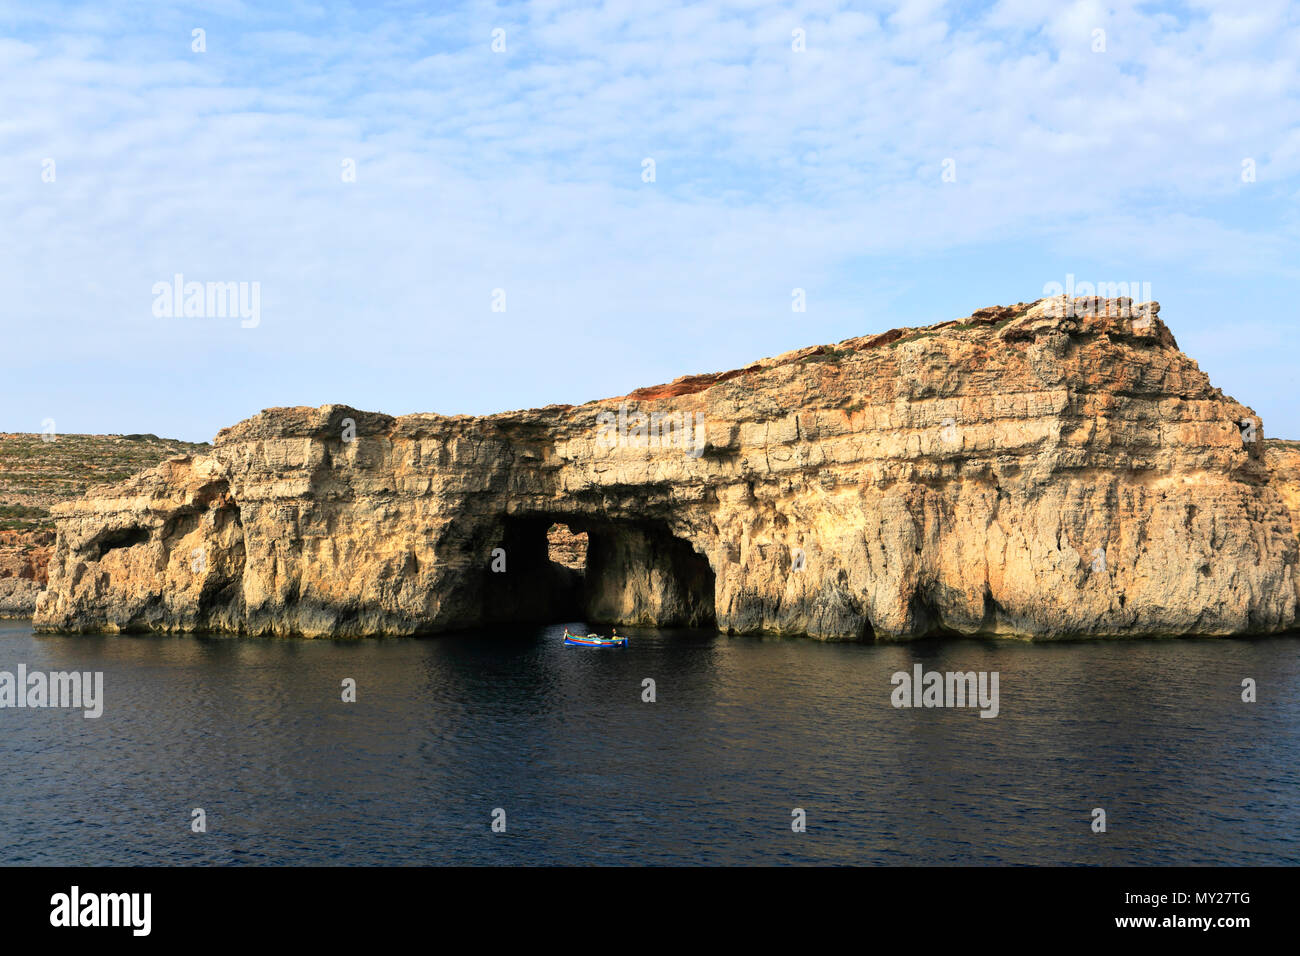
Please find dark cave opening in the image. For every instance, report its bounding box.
[90,525,151,559]
[479,516,715,629]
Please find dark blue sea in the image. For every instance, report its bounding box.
[2,619,1297,865]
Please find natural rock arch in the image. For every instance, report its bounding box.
[34,297,1300,640]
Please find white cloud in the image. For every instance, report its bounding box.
[1,0,1298,438]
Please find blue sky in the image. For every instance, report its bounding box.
[2,0,1298,442]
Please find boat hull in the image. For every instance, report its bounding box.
[563,635,628,647]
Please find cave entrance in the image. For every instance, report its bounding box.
[481,516,715,629]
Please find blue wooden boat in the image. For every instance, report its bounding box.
[562,627,627,647]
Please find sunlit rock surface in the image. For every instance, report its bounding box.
[35,297,1300,639]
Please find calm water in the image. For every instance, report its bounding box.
[1,618,1297,865]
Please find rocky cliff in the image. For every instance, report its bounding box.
[1264,440,1300,543]
[34,297,1300,640]
[0,529,52,617]
[0,432,207,617]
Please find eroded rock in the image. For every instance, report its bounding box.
[34,298,1300,640]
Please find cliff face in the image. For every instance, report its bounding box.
[0,530,52,617]
[1264,441,1300,542]
[34,297,1300,640]
[0,432,207,617]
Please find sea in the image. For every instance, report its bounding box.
[2,618,1297,865]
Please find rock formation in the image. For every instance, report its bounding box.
[546,523,589,571]
[1264,440,1300,542]
[0,530,51,617]
[34,297,1300,640]
[0,432,207,617]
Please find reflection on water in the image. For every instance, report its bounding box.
[1,619,1298,865]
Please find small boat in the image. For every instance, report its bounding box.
[562,627,628,647]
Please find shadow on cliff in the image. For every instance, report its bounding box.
[472,516,716,630]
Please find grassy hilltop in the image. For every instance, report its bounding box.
[0,432,209,533]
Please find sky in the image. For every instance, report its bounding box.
[1,0,1298,443]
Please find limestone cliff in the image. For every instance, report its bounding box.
[0,530,51,617]
[1264,441,1300,542]
[0,432,207,617]
[34,297,1300,640]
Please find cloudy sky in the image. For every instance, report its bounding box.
[2,0,1298,442]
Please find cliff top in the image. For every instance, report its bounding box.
[0,432,210,533]
[622,295,1170,402]
[214,296,1175,445]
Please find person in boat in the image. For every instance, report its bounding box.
[564,626,620,642]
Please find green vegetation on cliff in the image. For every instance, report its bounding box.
[0,433,209,532]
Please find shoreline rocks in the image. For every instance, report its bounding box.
[0,530,52,618]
